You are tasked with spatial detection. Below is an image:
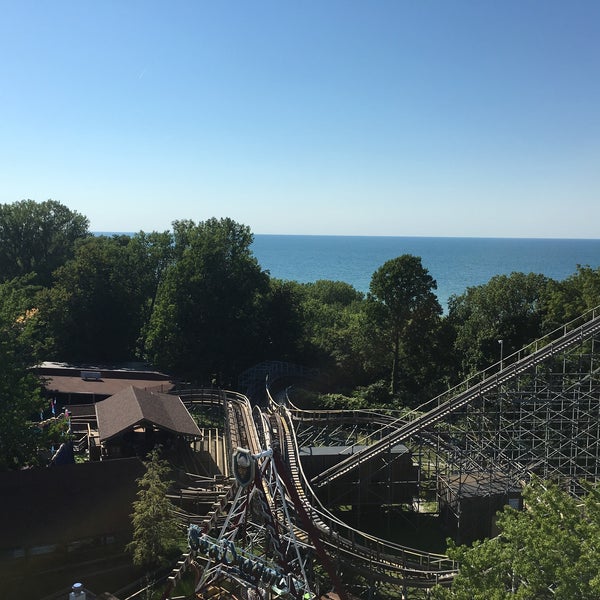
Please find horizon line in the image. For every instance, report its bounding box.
[92,231,600,242]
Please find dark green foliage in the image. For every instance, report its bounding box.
[318,392,371,411]
[351,380,393,406]
[0,279,45,470]
[543,265,600,329]
[297,280,366,389]
[144,218,270,382]
[41,235,153,362]
[1,199,596,421]
[433,479,600,599]
[0,199,89,286]
[128,230,175,355]
[127,449,182,570]
[261,278,305,361]
[366,255,442,399]
[448,272,551,376]
[42,415,70,447]
[305,279,364,306]
[0,361,44,471]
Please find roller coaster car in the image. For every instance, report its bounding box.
[232,447,255,487]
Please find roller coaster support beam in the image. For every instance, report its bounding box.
[273,446,348,600]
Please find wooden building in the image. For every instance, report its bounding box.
[36,361,174,406]
[1,383,203,598]
[438,472,522,543]
[95,386,202,459]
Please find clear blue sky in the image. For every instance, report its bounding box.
[1,1,598,237]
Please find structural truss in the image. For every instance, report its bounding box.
[165,306,600,599]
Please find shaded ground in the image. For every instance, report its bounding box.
[2,550,145,600]
[333,505,449,554]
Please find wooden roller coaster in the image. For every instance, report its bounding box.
[164,306,600,599]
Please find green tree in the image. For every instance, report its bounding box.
[127,448,181,570]
[433,479,600,599]
[40,235,151,362]
[299,280,366,390]
[260,278,306,362]
[0,199,89,286]
[543,265,600,329]
[144,218,270,382]
[366,255,442,397]
[0,278,45,470]
[128,230,175,356]
[448,272,551,375]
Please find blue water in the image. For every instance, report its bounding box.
[95,232,600,310]
[251,235,600,310]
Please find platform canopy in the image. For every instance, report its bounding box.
[95,385,201,442]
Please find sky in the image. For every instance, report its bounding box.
[1,1,599,238]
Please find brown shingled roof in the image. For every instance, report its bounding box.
[95,386,201,441]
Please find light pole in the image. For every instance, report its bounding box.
[498,339,504,371]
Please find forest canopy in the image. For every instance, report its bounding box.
[1,199,599,470]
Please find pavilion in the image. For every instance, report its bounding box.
[95,386,201,459]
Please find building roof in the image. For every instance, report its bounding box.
[37,361,174,399]
[95,386,201,442]
[440,472,522,498]
[44,375,172,397]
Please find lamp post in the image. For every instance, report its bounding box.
[498,339,504,371]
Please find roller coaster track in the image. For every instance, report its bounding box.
[165,306,600,596]
[168,388,457,596]
[164,390,263,595]
[312,306,600,489]
[264,400,458,591]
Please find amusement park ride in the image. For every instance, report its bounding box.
[182,446,344,599]
[162,306,600,599]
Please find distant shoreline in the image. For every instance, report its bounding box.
[93,231,600,242]
[91,232,600,308]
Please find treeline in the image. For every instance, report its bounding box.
[0,199,599,469]
[2,200,600,392]
[1,200,600,418]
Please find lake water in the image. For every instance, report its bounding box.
[95,232,600,311]
[251,235,600,310]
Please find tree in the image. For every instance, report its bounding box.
[128,230,175,356]
[40,235,152,362]
[299,280,366,390]
[0,361,44,471]
[433,478,600,599]
[0,199,89,286]
[144,218,270,382]
[448,272,551,375]
[366,255,442,397]
[543,265,600,329]
[0,278,45,470]
[260,278,306,362]
[127,448,181,570]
